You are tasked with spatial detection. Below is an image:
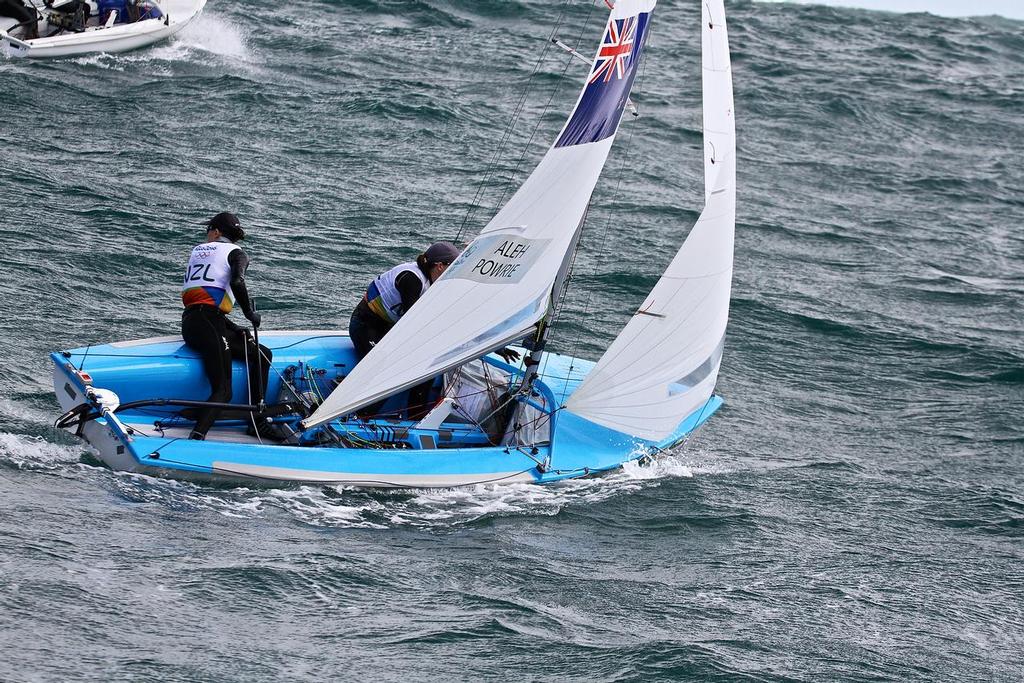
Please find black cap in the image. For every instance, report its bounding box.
[424,241,460,265]
[206,212,245,242]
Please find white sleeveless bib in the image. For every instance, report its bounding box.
[371,262,429,322]
[182,240,240,310]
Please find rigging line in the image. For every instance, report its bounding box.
[556,23,653,404]
[454,0,576,243]
[242,336,263,445]
[441,361,516,441]
[60,335,329,360]
[450,403,499,447]
[549,204,588,328]
[77,343,93,372]
[147,435,187,455]
[472,391,522,437]
[510,444,547,468]
[509,402,552,433]
[492,1,600,214]
[644,395,717,462]
[680,395,716,449]
[537,10,653,394]
[551,137,631,405]
[537,202,590,389]
[256,334,345,351]
[121,420,180,439]
[307,364,325,403]
[263,349,311,401]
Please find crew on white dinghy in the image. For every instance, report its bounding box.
[1,0,204,58]
[1,0,161,41]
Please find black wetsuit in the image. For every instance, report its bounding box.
[0,0,37,37]
[181,248,272,439]
[349,268,427,360]
[348,265,433,418]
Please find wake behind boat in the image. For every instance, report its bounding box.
[0,0,204,58]
[51,0,737,489]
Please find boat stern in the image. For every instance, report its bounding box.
[51,352,144,472]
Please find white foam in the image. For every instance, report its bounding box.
[108,472,281,519]
[99,472,389,528]
[351,449,725,528]
[265,487,390,529]
[311,448,724,527]
[88,449,721,529]
[12,428,725,528]
[0,397,53,425]
[169,11,251,61]
[0,431,84,470]
[621,454,694,480]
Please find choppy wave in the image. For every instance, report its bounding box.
[2,0,1023,679]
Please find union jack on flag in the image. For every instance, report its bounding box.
[588,16,637,84]
[556,10,650,147]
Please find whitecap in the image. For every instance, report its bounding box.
[0,431,84,471]
[167,10,251,62]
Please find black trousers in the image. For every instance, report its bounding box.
[348,303,391,362]
[348,305,432,419]
[181,305,272,437]
[0,0,37,36]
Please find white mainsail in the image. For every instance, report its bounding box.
[304,0,659,429]
[564,0,736,441]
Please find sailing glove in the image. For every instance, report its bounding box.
[247,311,262,329]
[497,347,521,363]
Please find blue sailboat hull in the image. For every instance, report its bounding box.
[51,331,722,488]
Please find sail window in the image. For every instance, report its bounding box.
[431,292,547,367]
[668,336,725,396]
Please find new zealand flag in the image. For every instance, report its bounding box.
[555,11,652,148]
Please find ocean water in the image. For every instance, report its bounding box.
[1,1,1022,680]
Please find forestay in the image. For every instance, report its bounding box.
[564,0,736,441]
[304,0,659,429]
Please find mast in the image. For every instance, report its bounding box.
[500,212,586,449]
[301,0,658,430]
[516,209,587,395]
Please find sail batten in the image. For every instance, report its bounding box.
[303,0,658,429]
[564,0,736,442]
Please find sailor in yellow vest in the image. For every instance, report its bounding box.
[347,241,520,419]
[348,242,461,361]
[347,242,458,418]
[181,212,272,440]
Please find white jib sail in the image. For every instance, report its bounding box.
[304,0,659,429]
[564,0,736,441]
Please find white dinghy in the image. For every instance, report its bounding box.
[1,0,204,58]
